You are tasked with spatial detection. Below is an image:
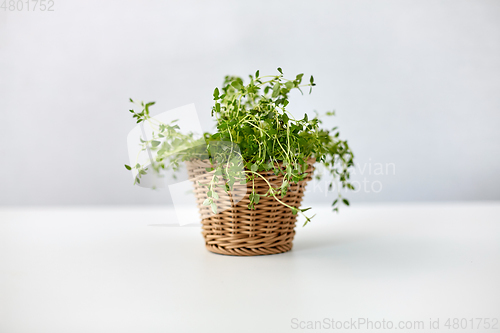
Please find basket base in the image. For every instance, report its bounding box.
[205,243,293,256]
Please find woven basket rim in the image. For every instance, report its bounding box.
[185,157,316,167]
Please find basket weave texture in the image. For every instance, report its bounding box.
[185,159,315,256]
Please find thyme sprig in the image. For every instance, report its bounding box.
[125,68,355,226]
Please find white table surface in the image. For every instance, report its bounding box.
[1,203,499,333]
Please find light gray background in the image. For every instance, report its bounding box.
[1,0,499,206]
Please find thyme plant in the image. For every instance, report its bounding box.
[125,68,354,225]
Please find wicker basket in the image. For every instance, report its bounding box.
[185,159,315,256]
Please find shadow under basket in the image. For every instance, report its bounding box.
[185,159,315,256]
